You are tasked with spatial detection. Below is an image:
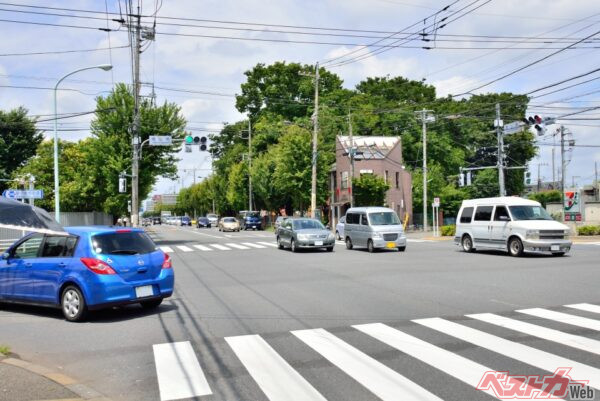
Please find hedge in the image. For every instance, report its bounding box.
[577,225,600,236]
[441,225,456,237]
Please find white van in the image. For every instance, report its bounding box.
[455,197,571,257]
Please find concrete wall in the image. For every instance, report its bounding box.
[584,201,600,223]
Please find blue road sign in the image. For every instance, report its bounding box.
[2,189,44,199]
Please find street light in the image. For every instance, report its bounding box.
[53,64,112,221]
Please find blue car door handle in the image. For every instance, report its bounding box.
[58,262,67,267]
[24,262,32,267]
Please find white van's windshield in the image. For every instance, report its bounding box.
[368,211,401,225]
[509,205,553,221]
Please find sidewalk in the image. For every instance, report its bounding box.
[405,231,453,241]
[0,354,110,401]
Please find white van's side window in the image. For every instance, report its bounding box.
[494,206,510,221]
[459,207,474,223]
[474,206,493,221]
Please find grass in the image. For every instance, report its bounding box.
[0,345,10,356]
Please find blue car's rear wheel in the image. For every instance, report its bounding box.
[61,285,87,322]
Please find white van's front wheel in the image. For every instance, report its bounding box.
[508,237,524,257]
[461,235,475,253]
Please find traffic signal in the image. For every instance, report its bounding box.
[119,177,127,193]
[525,171,532,185]
[199,136,207,151]
[525,115,556,136]
[185,135,193,144]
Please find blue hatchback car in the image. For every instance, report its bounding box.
[0,226,174,322]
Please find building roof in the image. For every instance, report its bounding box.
[338,136,400,160]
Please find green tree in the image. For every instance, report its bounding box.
[528,190,561,207]
[0,107,43,192]
[235,62,344,121]
[352,174,390,206]
[88,83,186,216]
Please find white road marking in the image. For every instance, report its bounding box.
[185,229,224,239]
[414,317,600,390]
[209,243,231,251]
[176,245,193,252]
[468,313,600,355]
[517,308,600,332]
[159,246,174,253]
[566,303,600,314]
[242,242,266,249]
[292,328,442,401]
[193,244,213,251]
[406,239,432,243]
[354,322,551,399]
[153,341,212,401]
[226,243,250,250]
[258,241,277,247]
[225,334,326,401]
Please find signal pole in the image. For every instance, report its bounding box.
[560,125,566,221]
[416,109,434,232]
[310,62,320,219]
[248,118,253,211]
[130,10,142,227]
[348,113,355,208]
[496,103,506,197]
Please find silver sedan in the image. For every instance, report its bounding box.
[276,218,335,252]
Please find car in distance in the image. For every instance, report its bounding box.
[276,218,335,252]
[239,210,262,230]
[0,227,174,322]
[335,215,346,240]
[344,207,407,253]
[219,217,240,232]
[180,216,192,226]
[206,213,219,226]
[274,216,288,230]
[196,217,211,228]
[455,196,572,257]
[152,216,161,225]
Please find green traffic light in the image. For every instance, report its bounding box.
[185,135,193,144]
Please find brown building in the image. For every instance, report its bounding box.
[329,135,412,227]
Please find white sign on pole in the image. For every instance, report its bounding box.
[433,197,440,207]
[149,135,173,146]
[503,121,525,135]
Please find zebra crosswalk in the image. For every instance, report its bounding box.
[158,241,277,254]
[151,302,600,401]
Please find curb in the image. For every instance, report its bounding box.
[0,356,111,401]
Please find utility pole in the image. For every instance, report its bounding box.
[348,113,355,208]
[594,162,600,202]
[560,125,566,221]
[416,109,434,232]
[248,118,253,211]
[551,147,556,188]
[130,9,142,227]
[496,103,506,197]
[310,62,320,219]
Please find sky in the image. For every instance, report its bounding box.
[0,0,599,201]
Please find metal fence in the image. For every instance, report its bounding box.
[0,212,113,252]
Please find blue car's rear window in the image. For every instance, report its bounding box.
[91,232,157,255]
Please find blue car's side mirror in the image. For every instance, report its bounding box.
[1,252,10,263]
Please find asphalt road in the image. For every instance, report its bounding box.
[1,224,600,401]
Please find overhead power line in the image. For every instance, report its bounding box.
[0,45,128,57]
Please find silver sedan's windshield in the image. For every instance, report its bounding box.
[509,205,553,221]
[293,219,325,230]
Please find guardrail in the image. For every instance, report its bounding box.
[0,239,17,253]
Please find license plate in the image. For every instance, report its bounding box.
[135,285,154,298]
[551,245,560,251]
[252,225,256,228]
[314,240,323,246]
[386,242,396,248]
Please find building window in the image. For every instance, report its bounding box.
[384,170,389,184]
[395,172,400,189]
[341,171,349,189]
